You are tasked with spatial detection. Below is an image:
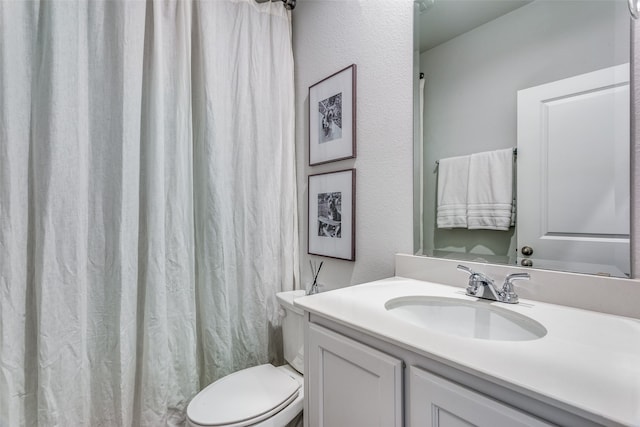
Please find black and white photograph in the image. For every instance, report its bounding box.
[317,191,342,238]
[308,169,355,261]
[308,64,356,165]
[318,93,342,144]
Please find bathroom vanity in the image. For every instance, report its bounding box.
[294,258,640,427]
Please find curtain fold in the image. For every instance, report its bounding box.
[0,1,298,426]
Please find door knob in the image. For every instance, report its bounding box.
[521,246,534,256]
[521,259,533,267]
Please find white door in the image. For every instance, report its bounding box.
[307,323,403,427]
[408,366,553,427]
[516,64,630,277]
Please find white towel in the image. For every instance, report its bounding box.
[467,148,514,230]
[436,155,470,228]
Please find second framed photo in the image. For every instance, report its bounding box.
[308,169,356,261]
[308,64,356,166]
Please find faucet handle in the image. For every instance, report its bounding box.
[456,264,474,275]
[501,272,530,304]
[457,264,494,283]
[457,264,478,294]
[504,272,530,286]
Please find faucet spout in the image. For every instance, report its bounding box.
[473,279,501,301]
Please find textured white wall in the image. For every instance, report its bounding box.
[292,0,414,290]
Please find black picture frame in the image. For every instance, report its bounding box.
[308,64,357,165]
[308,169,356,261]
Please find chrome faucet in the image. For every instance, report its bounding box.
[457,265,529,304]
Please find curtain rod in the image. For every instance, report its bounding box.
[281,0,295,10]
[256,0,296,10]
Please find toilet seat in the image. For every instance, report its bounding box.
[187,364,301,427]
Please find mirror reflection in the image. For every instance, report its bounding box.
[415,0,630,277]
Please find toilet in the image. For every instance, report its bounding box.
[186,290,306,427]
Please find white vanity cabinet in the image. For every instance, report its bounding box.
[408,366,553,427]
[297,276,640,427]
[306,319,553,427]
[306,322,403,427]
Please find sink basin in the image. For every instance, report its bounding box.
[385,296,547,341]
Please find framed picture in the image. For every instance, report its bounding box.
[309,64,356,165]
[308,169,356,261]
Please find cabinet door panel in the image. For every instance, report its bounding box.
[409,366,554,427]
[307,323,403,427]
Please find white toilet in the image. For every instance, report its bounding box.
[186,290,306,427]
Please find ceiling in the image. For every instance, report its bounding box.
[417,0,532,52]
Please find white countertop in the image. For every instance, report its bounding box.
[294,277,640,426]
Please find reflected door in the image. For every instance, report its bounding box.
[517,64,630,277]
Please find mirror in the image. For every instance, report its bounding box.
[414,0,631,277]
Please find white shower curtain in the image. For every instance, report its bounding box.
[0,1,298,425]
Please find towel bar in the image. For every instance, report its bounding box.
[435,147,517,166]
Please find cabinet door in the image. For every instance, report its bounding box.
[307,323,403,427]
[408,366,554,427]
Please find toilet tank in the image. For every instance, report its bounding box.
[276,290,306,374]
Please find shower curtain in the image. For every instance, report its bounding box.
[0,1,298,425]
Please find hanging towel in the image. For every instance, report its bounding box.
[436,154,470,228]
[467,148,514,230]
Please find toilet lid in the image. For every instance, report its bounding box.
[187,364,300,427]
